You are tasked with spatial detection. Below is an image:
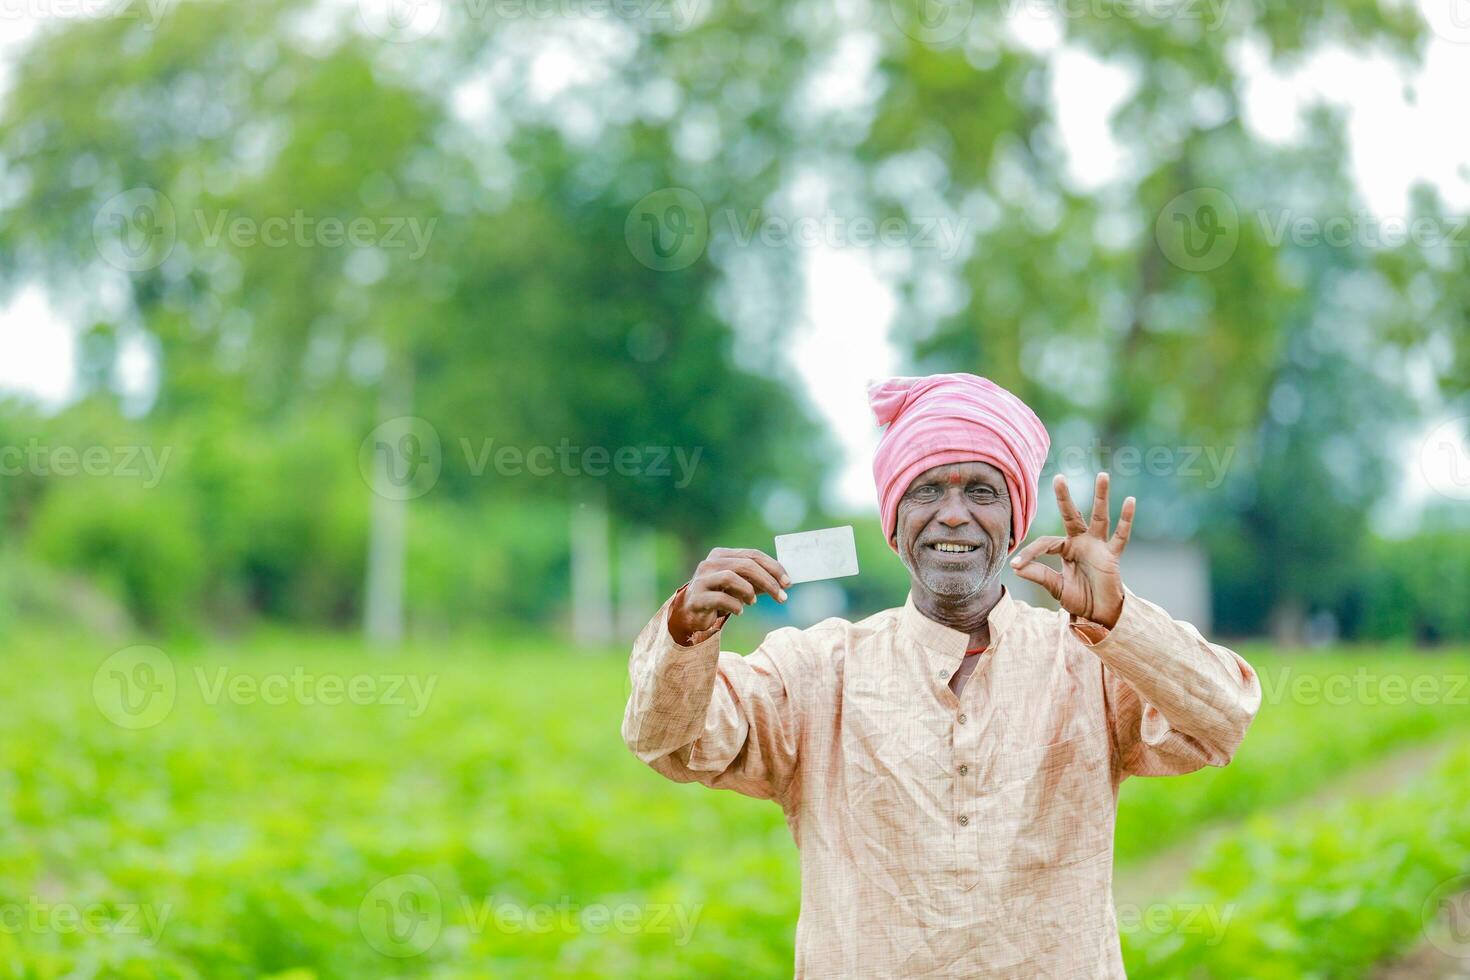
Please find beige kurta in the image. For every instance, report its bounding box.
[622,583,1261,978]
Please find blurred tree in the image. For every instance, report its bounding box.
[857,2,1455,638]
[0,0,832,635]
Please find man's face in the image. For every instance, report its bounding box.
[895,461,1013,603]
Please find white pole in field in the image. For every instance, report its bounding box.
[571,493,613,646]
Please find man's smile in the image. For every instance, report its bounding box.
[926,541,981,556]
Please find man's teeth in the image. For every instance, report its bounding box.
[933,543,977,553]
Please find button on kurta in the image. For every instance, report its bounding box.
[957,713,968,724]
[958,764,969,775]
[957,814,969,826]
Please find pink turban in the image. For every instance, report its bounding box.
[870,373,1050,552]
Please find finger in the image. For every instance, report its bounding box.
[1110,496,1136,555]
[1054,474,1088,536]
[685,589,745,621]
[1089,471,1111,538]
[730,557,788,603]
[1014,560,1064,600]
[1010,535,1065,568]
[704,569,758,605]
[735,548,791,588]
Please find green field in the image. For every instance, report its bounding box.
[1,630,1467,978]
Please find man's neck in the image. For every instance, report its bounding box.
[912,580,1004,649]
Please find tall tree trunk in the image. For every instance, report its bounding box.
[364,370,412,647]
[570,491,613,647]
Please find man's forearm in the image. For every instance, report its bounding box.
[622,590,724,761]
[1080,587,1261,765]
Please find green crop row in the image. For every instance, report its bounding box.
[0,633,1465,977]
[1115,649,1470,865]
[1123,745,1470,978]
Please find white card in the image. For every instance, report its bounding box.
[774,525,859,584]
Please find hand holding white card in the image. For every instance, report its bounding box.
[774,525,860,584]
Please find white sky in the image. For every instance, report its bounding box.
[1,2,1467,513]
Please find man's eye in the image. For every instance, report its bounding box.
[913,486,940,500]
[969,487,996,499]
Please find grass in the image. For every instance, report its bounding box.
[0,628,1466,977]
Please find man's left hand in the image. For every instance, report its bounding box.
[1010,471,1134,629]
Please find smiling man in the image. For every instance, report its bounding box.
[621,372,1261,978]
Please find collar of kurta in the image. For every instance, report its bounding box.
[900,585,1017,670]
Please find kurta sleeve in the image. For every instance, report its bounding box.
[621,584,809,808]
[1071,585,1261,778]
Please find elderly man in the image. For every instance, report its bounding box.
[621,373,1261,978]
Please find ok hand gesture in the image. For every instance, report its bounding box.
[1010,472,1134,629]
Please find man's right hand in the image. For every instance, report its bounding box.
[667,548,791,645]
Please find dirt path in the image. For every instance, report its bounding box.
[1113,738,1456,910]
[1371,931,1470,980]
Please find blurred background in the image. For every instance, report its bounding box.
[0,0,1468,976]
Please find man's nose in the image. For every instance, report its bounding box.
[937,489,971,526]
